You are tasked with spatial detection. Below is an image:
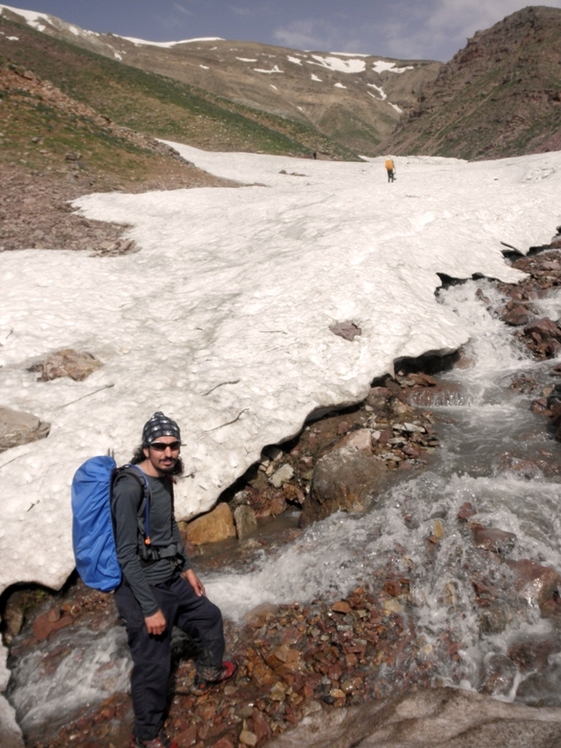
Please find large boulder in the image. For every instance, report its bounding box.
[301,447,389,525]
[0,407,50,452]
[500,301,537,327]
[265,688,561,748]
[183,502,236,546]
[263,686,561,748]
[523,317,561,357]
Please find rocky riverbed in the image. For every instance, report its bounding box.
[4,238,561,748]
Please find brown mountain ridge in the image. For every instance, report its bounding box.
[0,3,441,156]
[380,5,561,160]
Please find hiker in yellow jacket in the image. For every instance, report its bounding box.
[385,157,395,182]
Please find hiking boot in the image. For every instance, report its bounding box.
[192,660,238,695]
[129,730,178,748]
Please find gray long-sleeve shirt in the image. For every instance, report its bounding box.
[111,469,192,616]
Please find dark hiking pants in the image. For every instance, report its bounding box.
[115,573,224,741]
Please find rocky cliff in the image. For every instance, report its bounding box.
[380,6,561,160]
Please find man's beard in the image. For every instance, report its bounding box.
[159,456,184,476]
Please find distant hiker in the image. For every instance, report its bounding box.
[112,412,237,748]
[385,157,396,182]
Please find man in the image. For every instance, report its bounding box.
[112,412,236,748]
[385,157,396,182]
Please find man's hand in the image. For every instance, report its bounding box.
[183,568,205,597]
[145,609,167,635]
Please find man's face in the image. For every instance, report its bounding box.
[143,435,181,475]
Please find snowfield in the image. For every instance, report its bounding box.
[0,146,560,607]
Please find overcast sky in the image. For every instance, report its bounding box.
[5,1,561,62]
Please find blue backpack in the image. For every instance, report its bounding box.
[71,456,151,592]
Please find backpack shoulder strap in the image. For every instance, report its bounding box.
[113,464,152,546]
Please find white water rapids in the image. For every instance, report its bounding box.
[8,277,561,735]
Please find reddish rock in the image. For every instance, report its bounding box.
[210,738,235,748]
[332,601,351,614]
[507,559,560,606]
[401,443,420,458]
[92,704,115,723]
[174,724,198,747]
[471,525,517,555]
[500,302,536,327]
[508,638,554,671]
[251,662,277,688]
[32,611,73,641]
[383,578,410,597]
[283,483,305,504]
[457,502,477,521]
[531,397,550,414]
[498,455,543,479]
[270,492,288,516]
[28,348,103,381]
[524,317,561,343]
[252,710,272,742]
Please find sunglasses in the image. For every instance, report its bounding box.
[149,441,181,452]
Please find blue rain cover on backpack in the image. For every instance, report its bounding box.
[72,456,152,591]
[72,455,121,592]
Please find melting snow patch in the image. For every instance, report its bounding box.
[254,65,283,74]
[287,56,302,65]
[372,60,414,74]
[334,82,347,89]
[0,4,49,30]
[390,102,403,113]
[311,74,322,82]
[367,83,386,100]
[121,35,223,47]
[236,57,257,62]
[309,55,366,73]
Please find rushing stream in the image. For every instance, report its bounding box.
[7,278,561,738]
[205,280,561,703]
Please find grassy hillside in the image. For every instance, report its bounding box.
[0,15,359,161]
